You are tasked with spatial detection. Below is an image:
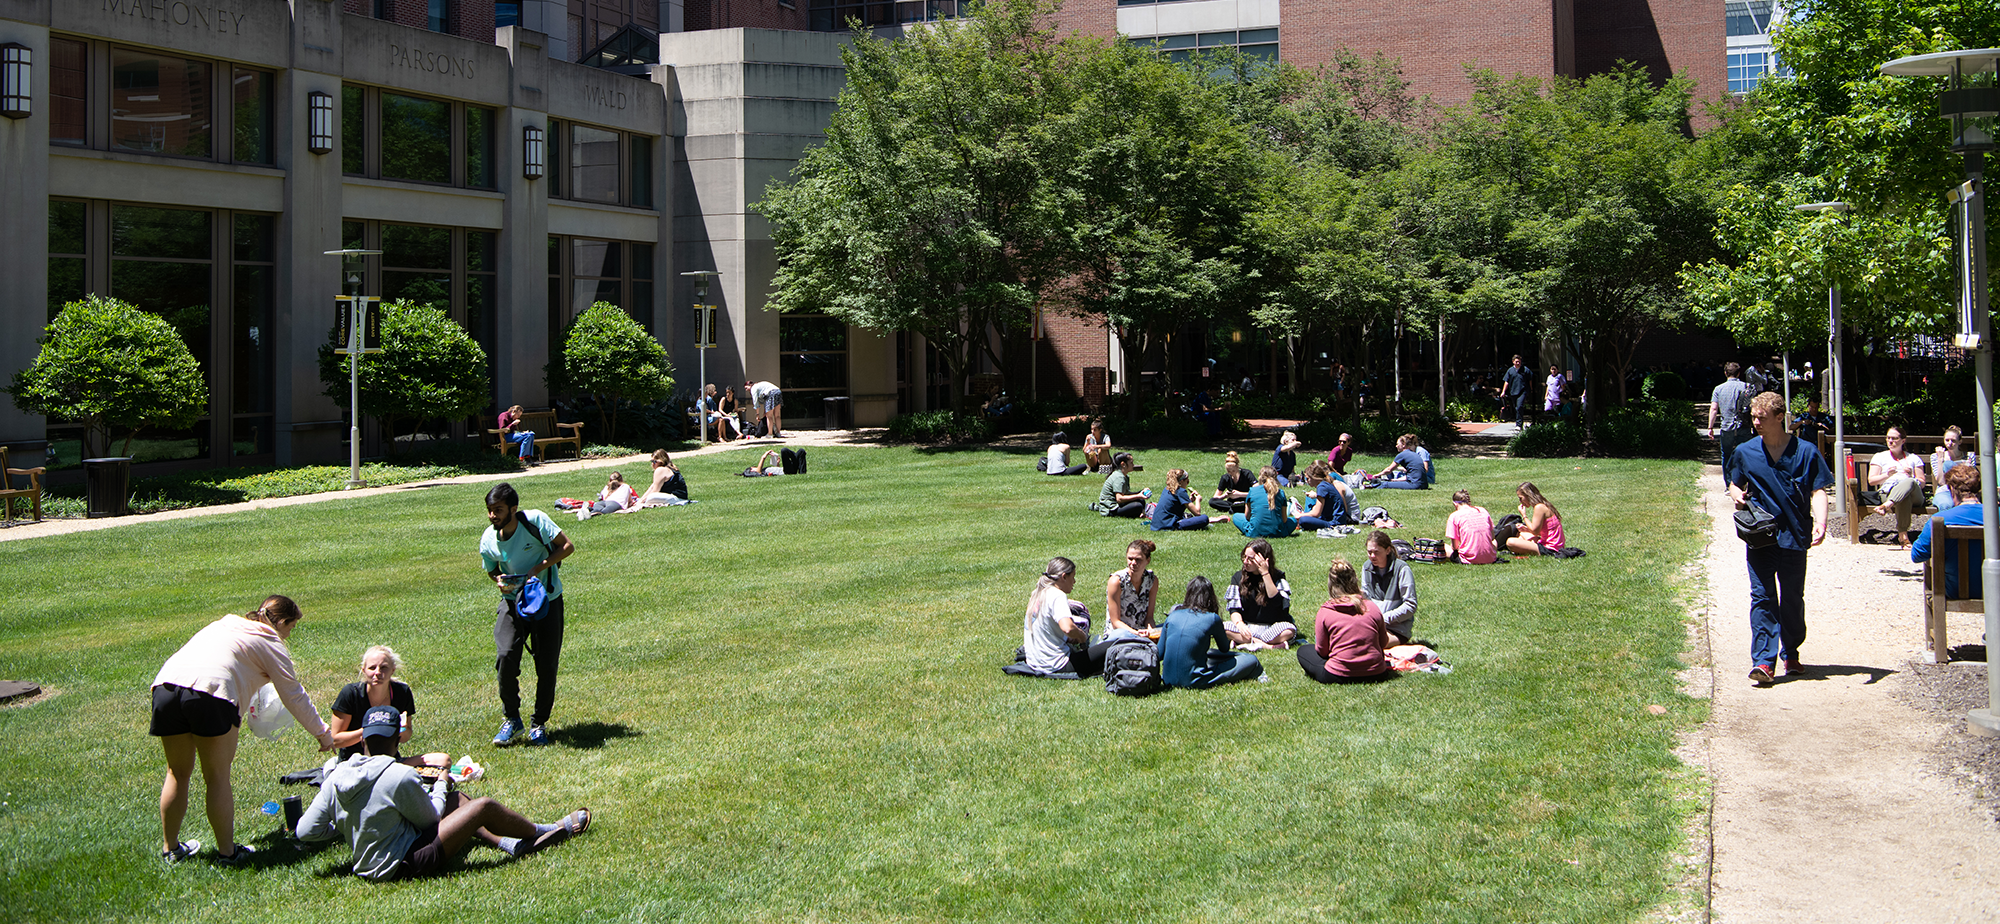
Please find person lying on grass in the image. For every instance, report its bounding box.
[576,471,636,520]
[741,448,806,477]
[298,705,589,882]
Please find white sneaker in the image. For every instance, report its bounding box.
[576,508,591,521]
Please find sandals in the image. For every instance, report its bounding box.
[529,808,591,853]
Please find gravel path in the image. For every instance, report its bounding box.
[1694,465,2000,921]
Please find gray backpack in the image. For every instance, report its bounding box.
[1102,638,1162,697]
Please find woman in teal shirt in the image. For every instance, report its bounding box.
[1231,466,1296,537]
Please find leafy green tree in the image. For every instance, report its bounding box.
[757,0,1082,409]
[8,294,209,457]
[317,299,489,453]
[546,302,675,441]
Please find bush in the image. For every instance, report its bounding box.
[1299,410,1454,454]
[1507,418,1587,457]
[1641,371,1688,401]
[884,410,996,444]
[318,299,489,452]
[9,295,209,457]
[1508,401,1699,458]
[547,303,676,442]
[1115,414,1248,446]
[1445,397,1501,423]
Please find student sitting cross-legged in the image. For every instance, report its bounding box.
[1159,576,1264,689]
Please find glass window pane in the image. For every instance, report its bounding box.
[1239,28,1278,43]
[341,84,365,175]
[111,259,212,364]
[629,280,653,332]
[234,213,274,263]
[233,264,273,414]
[1159,35,1197,49]
[49,200,86,255]
[51,38,87,146]
[111,48,212,157]
[112,205,211,259]
[380,93,451,184]
[125,419,210,463]
[630,242,653,279]
[384,271,452,309]
[232,416,273,457]
[1198,32,1236,47]
[569,124,620,203]
[342,219,367,252]
[572,238,619,278]
[48,257,86,320]
[467,273,497,364]
[573,278,621,315]
[628,135,653,208]
[1243,44,1279,63]
[381,223,452,270]
[231,68,273,164]
[780,352,847,390]
[549,235,562,275]
[548,121,563,197]
[780,315,847,352]
[466,105,496,188]
[467,230,496,273]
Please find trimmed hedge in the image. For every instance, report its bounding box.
[884,410,996,444]
[1507,400,1699,458]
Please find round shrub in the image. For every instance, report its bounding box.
[9,294,209,457]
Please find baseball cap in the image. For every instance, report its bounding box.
[360,705,401,740]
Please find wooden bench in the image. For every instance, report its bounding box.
[1826,433,1944,543]
[0,446,46,522]
[1922,522,1982,663]
[488,410,584,463]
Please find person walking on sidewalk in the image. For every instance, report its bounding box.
[1709,362,1757,485]
[1499,355,1529,427]
[1728,391,1833,687]
[479,483,575,746]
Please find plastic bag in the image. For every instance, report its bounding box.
[448,755,485,784]
[244,683,296,740]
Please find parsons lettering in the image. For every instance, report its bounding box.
[388,42,478,81]
[101,0,247,34]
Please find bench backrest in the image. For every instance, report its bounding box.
[1931,523,1984,600]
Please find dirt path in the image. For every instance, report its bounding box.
[1694,465,2000,921]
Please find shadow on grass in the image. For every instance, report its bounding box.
[913,443,1042,456]
[553,721,640,749]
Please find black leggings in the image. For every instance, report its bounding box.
[1297,644,1393,685]
[1104,501,1144,518]
[495,596,565,725]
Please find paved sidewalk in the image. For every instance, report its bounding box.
[0,429,882,543]
[1695,466,2000,921]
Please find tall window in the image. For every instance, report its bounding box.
[341,220,502,414]
[779,314,849,407]
[1726,1,1774,37]
[44,200,276,466]
[48,38,271,163]
[548,237,656,344]
[341,85,497,189]
[548,120,655,208]
[1728,52,1773,93]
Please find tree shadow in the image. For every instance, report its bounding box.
[1786,663,1897,684]
[552,721,640,750]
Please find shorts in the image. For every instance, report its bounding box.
[391,822,445,880]
[757,389,782,412]
[149,684,240,737]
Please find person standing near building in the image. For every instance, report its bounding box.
[1500,355,1529,427]
[1708,362,1756,485]
[1730,391,1833,687]
[747,380,784,438]
[480,483,574,747]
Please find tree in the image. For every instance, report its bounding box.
[546,302,676,441]
[757,0,1082,410]
[8,294,209,457]
[317,299,489,453]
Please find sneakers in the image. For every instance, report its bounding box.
[493,717,524,747]
[1748,665,1776,687]
[212,843,256,867]
[1783,659,1806,677]
[162,839,200,862]
[526,723,550,746]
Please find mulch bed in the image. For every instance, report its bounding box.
[1895,651,2000,824]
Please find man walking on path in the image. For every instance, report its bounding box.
[1709,362,1757,485]
[1499,355,1529,427]
[748,380,783,438]
[1728,391,1832,687]
[480,483,574,747]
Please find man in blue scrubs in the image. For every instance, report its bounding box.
[1728,391,1834,687]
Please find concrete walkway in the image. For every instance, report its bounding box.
[1695,465,2000,921]
[0,429,884,543]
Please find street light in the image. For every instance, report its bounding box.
[1794,200,1849,520]
[680,270,719,442]
[1879,48,1999,736]
[325,248,382,489]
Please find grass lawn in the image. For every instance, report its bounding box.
[0,445,1707,923]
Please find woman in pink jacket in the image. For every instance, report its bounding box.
[150,595,335,864]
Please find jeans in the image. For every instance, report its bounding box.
[1718,427,1751,485]
[1745,544,1808,668]
[495,595,565,725]
[505,431,535,460]
[1179,651,1264,689]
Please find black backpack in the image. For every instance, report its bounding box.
[1102,638,1162,697]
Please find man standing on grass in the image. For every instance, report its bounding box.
[1500,355,1529,427]
[1728,391,1833,687]
[748,380,783,438]
[1708,362,1756,485]
[480,483,574,747]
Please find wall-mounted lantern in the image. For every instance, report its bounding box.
[307,90,334,154]
[523,125,545,179]
[1,44,30,120]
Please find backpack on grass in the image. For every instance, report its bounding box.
[1102,638,1161,697]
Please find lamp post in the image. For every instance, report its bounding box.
[681,270,719,443]
[326,248,382,488]
[1879,48,1999,735]
[1794,200,1849,520]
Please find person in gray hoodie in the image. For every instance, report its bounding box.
[297,705,588,881]
[1360,530,1418,644]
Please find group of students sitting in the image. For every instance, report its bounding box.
[559,450,692,520]
[1015,535,1423,687]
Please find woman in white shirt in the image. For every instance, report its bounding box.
[1869,427,1928,548]
[1021,557,1090,675]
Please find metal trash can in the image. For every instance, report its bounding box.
[82,456,133,518]
[821,396,851,430]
